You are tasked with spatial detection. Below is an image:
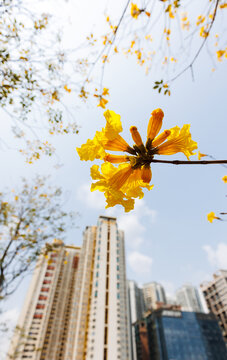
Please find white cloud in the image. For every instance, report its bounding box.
[203,243,227,269]
[118,199,157,249]
[127,251,153,275]
[76,183,106,209]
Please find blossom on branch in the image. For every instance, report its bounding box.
[77,109,197,211]
[207,211,220,223]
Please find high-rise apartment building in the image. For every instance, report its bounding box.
[134,309,227,360]
[128,280,145,360]
[8,216,131,360]
[143,282,166,311]
[8,240,80,360]
[128,280,144,324]
[200,269,227,343]
[176,283,204,312]
[65,216,131,360]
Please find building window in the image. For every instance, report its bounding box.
[117,283,120,289]
[43,280,51,285]
[47,265,55,270]
[117,293,120,299]
[96,272,99,278]
[33,313,43,319]
[104,348,107,360]
[116,265,120,271]
[51,253,58,258]
[104,327,108,345]
[36,304,45,309]
[94,291,98,298]
[41,287,49,292]
[45,272,53,277]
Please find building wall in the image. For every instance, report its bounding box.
[65,226,96,360]
[65,216,131,360]
[176,284,204,313]
[7,243,80,360]
[201,269,227,342]
[84,217,131,360]
[143,282,167,311]
[128,280,145,360]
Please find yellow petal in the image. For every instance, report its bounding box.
[104,134,131,152]
[76,135,106,161]
[104,154,129,163]
[156,124,197,160]
[109,165,134,190]
[222,175,227,183]
[104,190,135,212]
[147,108,164,141]
[90,165,104,180]
[103,110,123,140]
[130,126,143,146]
[198,151,207,160]
[141,164,152,183]
[122,168,154,198]
[152,130,171,148]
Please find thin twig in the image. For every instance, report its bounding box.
[170,0,220,83]
[151,159,227,165]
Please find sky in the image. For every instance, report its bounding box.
[1,0,227,357]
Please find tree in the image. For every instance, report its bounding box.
[1,0,226,161]
[80,0,227,106]
[0,176,76,299]
[0,0,80,162]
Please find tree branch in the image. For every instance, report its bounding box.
[170,0,220,83]
[151,159,227,165]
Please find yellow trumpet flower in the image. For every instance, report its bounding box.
[207,212,219,223]
[76,109,197,211]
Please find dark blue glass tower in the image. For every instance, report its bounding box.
[135,310,227,360]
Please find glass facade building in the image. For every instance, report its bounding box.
[135,309,227,360]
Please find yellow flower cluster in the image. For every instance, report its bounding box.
[77,109,197,212]
[131,3,142,19]
[200,25,209,38]
[216,48,227,62]
[94,88,109,109]
[207,211,219,223]
[130,3,150,19]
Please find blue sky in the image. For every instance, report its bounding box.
[1,0,227,357]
